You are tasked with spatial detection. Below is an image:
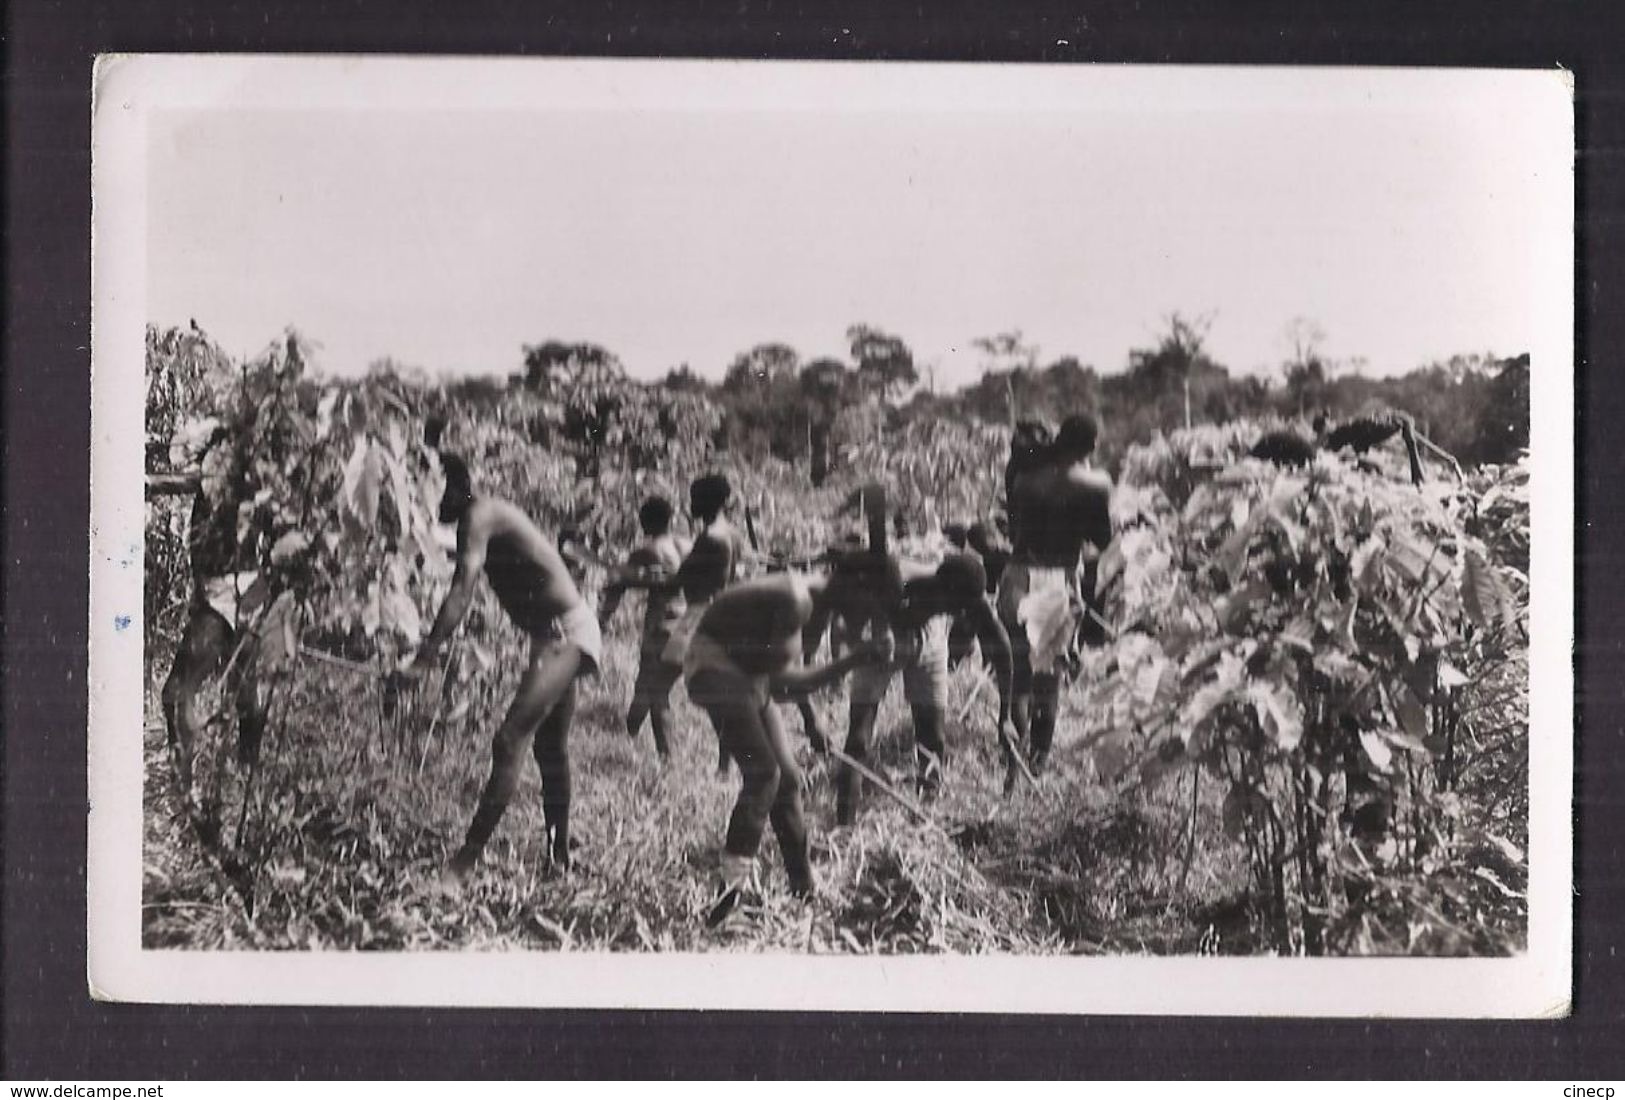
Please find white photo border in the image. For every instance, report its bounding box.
[89,55,1575,1015]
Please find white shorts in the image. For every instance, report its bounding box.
[547,601,603,676]
[996,563,1080,676]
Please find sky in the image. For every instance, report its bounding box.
[144,62,1570,389]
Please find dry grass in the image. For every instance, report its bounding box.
[142,616,1246,954]
[141,614,1521,956]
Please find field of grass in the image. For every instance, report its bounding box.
[141,609,1269,955]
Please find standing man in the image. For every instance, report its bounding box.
[646,474,753,666]
[614,473,755,769]
[997,414,1114,777]
[401,453,602,884]
[663,473,755,773]
[599,495,690,760]
[836,552,1015,822]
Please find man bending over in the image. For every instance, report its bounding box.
[402,454,602,884]
[837,553,1014,822]
[683,561,889,923]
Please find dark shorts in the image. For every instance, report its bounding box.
[631,630,681,706]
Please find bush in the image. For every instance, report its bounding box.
[1084,425,1527,954]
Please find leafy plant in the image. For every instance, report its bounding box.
[1089,426,1527,954]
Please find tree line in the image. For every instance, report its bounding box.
[434,313,1529,490]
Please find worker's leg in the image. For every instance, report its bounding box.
[450,638,580,879]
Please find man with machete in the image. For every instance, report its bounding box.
[159,420,277,816]
[683,554,893,924]
[399,453,602,885]
[828,483,1017,822]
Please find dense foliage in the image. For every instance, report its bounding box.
[1091,425,1528,953]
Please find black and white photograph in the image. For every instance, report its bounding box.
[88,56,1573,1013]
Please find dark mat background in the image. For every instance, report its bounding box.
[5,0,1621,1079]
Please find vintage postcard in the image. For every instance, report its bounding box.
[89,55,1573,1013]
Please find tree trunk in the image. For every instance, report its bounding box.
[810,422,830,487]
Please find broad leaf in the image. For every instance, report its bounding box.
[341,436,369,516]
[360,581,382,638]
[1313,647,1363,683]
[385,451,416,541]
[1359,729,1393,773]
[381,582,421,640]
[1393,687,1431,744]
[1437,659,1469,691]
[1386,531,1438,586]
[270,531,310,564]
[1096,536,1126,597]
[356,445,386,530]
[1132,652,1168,707]
[1350,537,1383,591]
[1246,680,1304,750]
[1461,548,1514,631]
[386,416,408,460]
[1217,510,1261,585]
[315,390,339,441]
[1279,615,1315,653]
[1381,727,1430,754]
[169,415,224,467]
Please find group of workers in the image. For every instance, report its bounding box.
[162,412,1114,923]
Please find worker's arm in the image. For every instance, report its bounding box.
[600,546,664,625]
[410,508,490,670]
[770,584,885,695]
[772,645,885,696]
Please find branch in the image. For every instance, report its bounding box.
[146,470,201,497]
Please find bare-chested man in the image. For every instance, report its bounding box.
[616,472,831,768]
[401,453,602,883]
[668,474,752,626]
[997,413,1113,776]
[661,474,754,771]
[682,560,889,923]
[836,552,1015,822]
[947,520,1012,669]
[599,495,690,760]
